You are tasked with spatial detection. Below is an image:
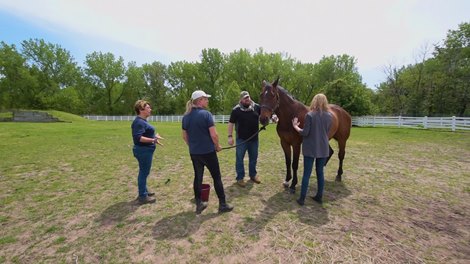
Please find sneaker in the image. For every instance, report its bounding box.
[237,179,246,187]
[196,202,208,215]
[148,192,155,197]
[138,196,156,204]
[250,176,261,184]
[218,203,234,213]
[296,198,305,206]
[311,196,323,204]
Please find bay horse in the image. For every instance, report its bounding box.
[259,78,351,192]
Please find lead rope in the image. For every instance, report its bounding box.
[220,125,266,150]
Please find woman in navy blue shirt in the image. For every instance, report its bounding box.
[131,100,163,204]
[292,94,332,205]
[182,90,233,215]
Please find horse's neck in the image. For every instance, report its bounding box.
[276,91,308,124]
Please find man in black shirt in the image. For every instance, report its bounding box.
[228,91,261,187]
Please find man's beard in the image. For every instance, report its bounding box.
[241,102,251,107]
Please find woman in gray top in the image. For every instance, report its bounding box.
[292,93,332,205]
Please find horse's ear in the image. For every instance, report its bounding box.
[262,80,267,87]
[273,76,280,87]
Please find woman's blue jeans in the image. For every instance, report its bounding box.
[235,138,259,180]
[299,156,327,201]
[133,146,155,198]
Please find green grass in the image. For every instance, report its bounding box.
[0,117,469,263]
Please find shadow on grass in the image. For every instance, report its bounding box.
[97,199,140,226]
[241,179,352,235]
[152,211,219,240]
[323,180,352,203]
[225,180,255,197]
[189,180,256,204]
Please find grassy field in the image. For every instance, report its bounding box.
[0,115,469,263]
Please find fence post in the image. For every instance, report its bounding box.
[398,116,402,127]
[423,116,428,129]
[452,116,456,132]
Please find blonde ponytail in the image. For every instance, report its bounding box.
[184,100,193,115]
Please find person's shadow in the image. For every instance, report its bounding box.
[224,180,256,196]
[297,179,351,225]
[153,211,219,240]
[189,180,256,204]
[97,199,140,227]
[241,179,352,236]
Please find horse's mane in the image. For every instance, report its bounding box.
[277,86,296,101]
[276,85,307,108]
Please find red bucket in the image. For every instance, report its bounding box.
[201,183,210,202]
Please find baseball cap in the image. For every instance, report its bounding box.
[240,91,250,99]
[191,90,211,100]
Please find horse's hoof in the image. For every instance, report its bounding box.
[335,176,342,182]
[289,188,296,194]
[282,181,289,188]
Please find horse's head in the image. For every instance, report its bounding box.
[259,77,280,126]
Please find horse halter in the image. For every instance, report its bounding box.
[260,89,280,114]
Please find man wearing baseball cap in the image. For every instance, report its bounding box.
[182,90,234,214]
[228,91,262,187]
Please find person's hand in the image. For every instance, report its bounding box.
[155,133,164,146]
[215,144,222,152]
[292,117,300,127]
[228,137,234,146]
[271,114,279,123]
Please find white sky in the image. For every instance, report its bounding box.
[1,0,469,87]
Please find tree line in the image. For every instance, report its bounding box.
[0,22,468,116]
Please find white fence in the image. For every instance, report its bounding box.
[352,116,470,131]
[83,115,232,123]
[83,115,470,131]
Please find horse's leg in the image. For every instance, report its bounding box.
[280,140,292,188]
[325,144,334,166]
[290,143,301,194]
[336,139,346,181]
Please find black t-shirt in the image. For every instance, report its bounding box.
[229,104,261,141]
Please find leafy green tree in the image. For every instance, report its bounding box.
[142,62,174,114]
[45,86,87,114]
[434,22,470,116]
[121,62,146,114]
[220,80,241,113]
[288,62,315,105]
[222,49,253,98]
[246,49,281,102]
[324,78,374,116]
[0,42,38,109]
[167,61,200,113]
[83,52,126,114]
[21,39,80,108]
[198,48,225,113]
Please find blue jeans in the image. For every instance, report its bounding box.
[235,138,259,180]
[133,146,155,198]
[299,156,327,201]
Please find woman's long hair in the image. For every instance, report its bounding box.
[184,100,193,115]
[309,93,329,112]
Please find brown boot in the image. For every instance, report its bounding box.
[237,179,246,187]
[138,196,156,205]
[250,176,261,184]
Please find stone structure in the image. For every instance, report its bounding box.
[12,111,60,122]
